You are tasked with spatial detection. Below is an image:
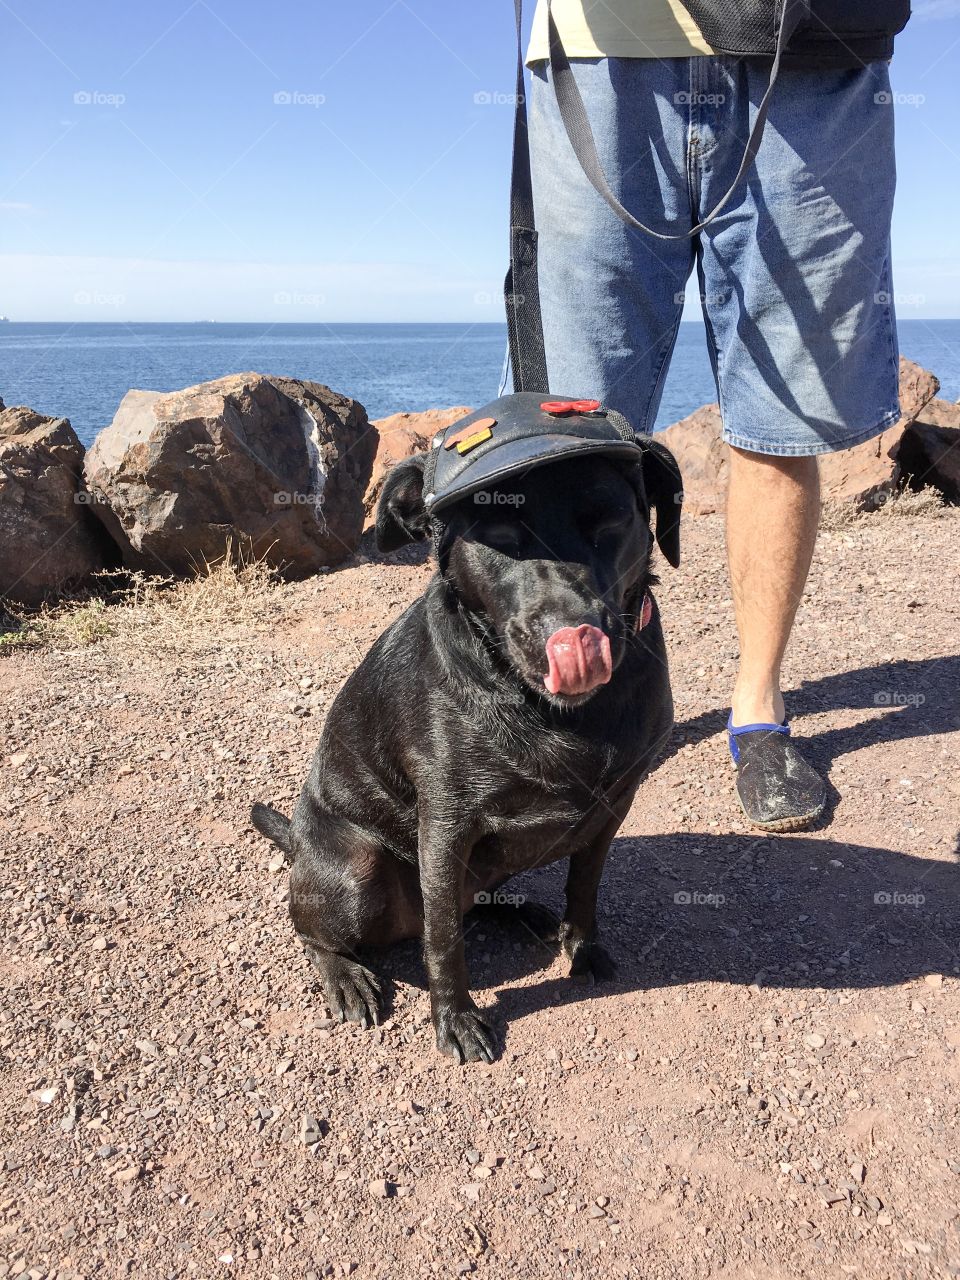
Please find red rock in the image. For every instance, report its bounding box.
[819,358,940,510]
[658,358,943,514]
[893,419,960,505]
[895,393,960,503]
[658,403,727,516]
[911,396,960,430]
[364,407,472,519]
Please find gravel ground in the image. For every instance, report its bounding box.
[1,506,958,1280]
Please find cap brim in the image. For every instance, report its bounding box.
[425,433,642,514]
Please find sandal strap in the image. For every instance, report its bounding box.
[727,716,790,737]
[727,713,790,764]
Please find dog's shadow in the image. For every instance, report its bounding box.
[365,830,958,1045]
[511,831,958,1026]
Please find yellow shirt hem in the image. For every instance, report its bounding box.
[525,0,713,64]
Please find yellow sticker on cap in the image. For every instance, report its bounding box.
[454,424,493,455]
[444,417,496,451]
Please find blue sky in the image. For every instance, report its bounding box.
[2,0,959,321]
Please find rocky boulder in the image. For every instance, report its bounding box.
[83,374,378,577]
[659,358,946,513]
[817,358,941,509]
[891,394,960,505]
[911,396,960,431]
[893,420,960,506]
[365,407,472,519]
[0,405,107,607]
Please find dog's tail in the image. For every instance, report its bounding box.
[250,802,293,861]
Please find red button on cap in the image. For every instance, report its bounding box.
[540,399,602,416]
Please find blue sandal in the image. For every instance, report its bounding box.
[727,714,827,831]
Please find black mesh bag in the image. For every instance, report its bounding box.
[676,0,911,67]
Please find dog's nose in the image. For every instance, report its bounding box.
[543,624,612,696]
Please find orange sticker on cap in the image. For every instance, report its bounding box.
[444,416,496,451]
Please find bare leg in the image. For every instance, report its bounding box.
[726,446,820,726]
[725,446,827,830]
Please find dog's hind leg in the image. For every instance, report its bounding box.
[290,847,385,1026]
[287,810,422,1028]
[303,943,383,1027]
[288,838,386,1026]
[253,801,380,1018]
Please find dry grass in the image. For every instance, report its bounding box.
[0,542,280,654]
[873,487,948,516]
[819,484,947,529]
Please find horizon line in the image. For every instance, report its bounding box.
[4,316,960,325]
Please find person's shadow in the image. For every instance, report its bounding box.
[366,652,957,1044]
[665,653,960,769]
[663,652,960,824]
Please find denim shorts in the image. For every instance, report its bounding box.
[520,56,901,455]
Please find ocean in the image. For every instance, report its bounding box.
[1,320,958,449]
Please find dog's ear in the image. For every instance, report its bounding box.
[375,454,430,552]
[637,437,682,568]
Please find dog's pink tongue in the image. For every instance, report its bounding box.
[544,625,612,696]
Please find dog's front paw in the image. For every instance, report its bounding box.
[559,922,617,984]
[434,1005,498,1064]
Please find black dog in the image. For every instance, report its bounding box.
[252,442,681,1063]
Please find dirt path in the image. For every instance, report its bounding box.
[1,508,958,1280]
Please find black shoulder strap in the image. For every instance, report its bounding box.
[505,0,548,393]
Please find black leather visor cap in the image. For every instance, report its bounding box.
[423,392,643,514]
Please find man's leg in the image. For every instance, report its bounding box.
[724,446,828,830]
[694,54,899,829]
[727,449,820,728]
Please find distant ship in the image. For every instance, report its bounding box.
[0,316,10,323]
